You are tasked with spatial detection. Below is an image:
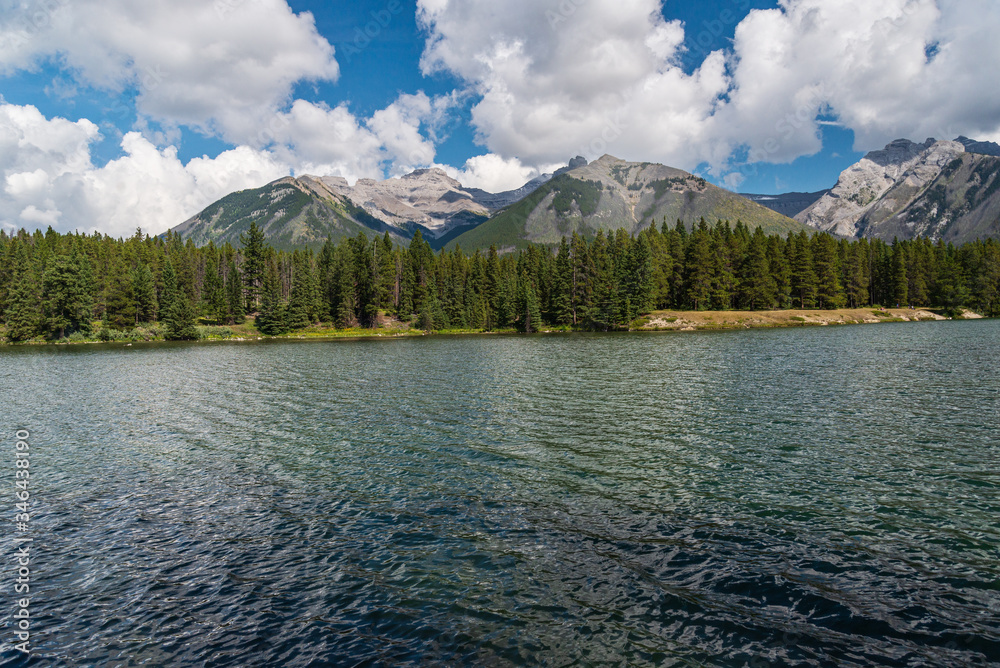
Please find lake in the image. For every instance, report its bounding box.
[2,321,999,666]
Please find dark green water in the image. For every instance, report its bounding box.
[2,321,999,666]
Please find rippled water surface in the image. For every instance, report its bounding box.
[2,321,999,666]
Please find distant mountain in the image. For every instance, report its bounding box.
[739,191,830,218]
[466,173,554,210]
[169,176,394,251]
[957,136,1000,157]
[170,167,558,250]
[796,138,1000,243]
[447,155,807,251]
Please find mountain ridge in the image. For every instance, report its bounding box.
[447,154,807,250]
[796,138,1000,243]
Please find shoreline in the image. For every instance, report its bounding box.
[0,308,988,347]
[636,307,978,332]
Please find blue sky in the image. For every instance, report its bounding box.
[1,0,998,237]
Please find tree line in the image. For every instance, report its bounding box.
[1,218,998,342]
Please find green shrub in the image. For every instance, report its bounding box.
[97,327,125,342]
[197,326,234,339]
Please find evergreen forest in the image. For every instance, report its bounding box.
[2,218,999,343]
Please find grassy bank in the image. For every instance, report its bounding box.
[0,308,988,346]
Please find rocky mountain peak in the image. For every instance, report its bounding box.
[795,136,1000,243]
[862,138,935,167]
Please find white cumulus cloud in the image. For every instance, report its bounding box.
[417,0,1000,181]
[0,0,339,145]
[0,103,290,238]
[445,154,558,193]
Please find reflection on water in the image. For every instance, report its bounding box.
[2,322,999,666]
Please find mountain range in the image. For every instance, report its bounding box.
[171,156,805,251]
[446,155,805,250]
[169,138,1000,251]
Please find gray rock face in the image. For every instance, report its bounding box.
[304,168,490,234]
[796,137,1000,243]
[795,139,965,238]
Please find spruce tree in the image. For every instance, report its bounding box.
[201,255,226,324]
[163,295,199,340]
[551,238,573,325]
[891,241,909,307]
[287,250,316,330]
[684,228,714,310]
[739,230,777,310]
[133,262,158,324]
[256,258,289,335]
[333,242,357,328]
[844,242,870,308]
[160,260,178,320]
[42,250,93,338]
[103,255,137,330]
[240,222,267,312]
[225,258,245,324]
[516,271,542,333]
[5,242,42,342]
[789,232,817,309]
[813,234,845,309]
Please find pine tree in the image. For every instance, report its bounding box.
[160,260,178,320]
[42,249,93,338]
[5,242,42,342]
[767,235,792,309]
[516,271,542,333]
[589,231,617,329]
[103,254,137,330]
[551,238,573,325]
[256,258,289,335]
[789,231,817,309]
[739,229,777,310]
[934,248,969,318]
[891,240,908,307]
[844,242,870,308]
[286,250,316,330]
[225,258,245,324]
[813,234,845,309]
[240,222,267,312]
[684,228,714,310]
[163,295,199,340]
[201,256,226,324]
[628,233,656,319]
[133,262,158,324]
[569,232,591,325]
[333,242,357,328]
